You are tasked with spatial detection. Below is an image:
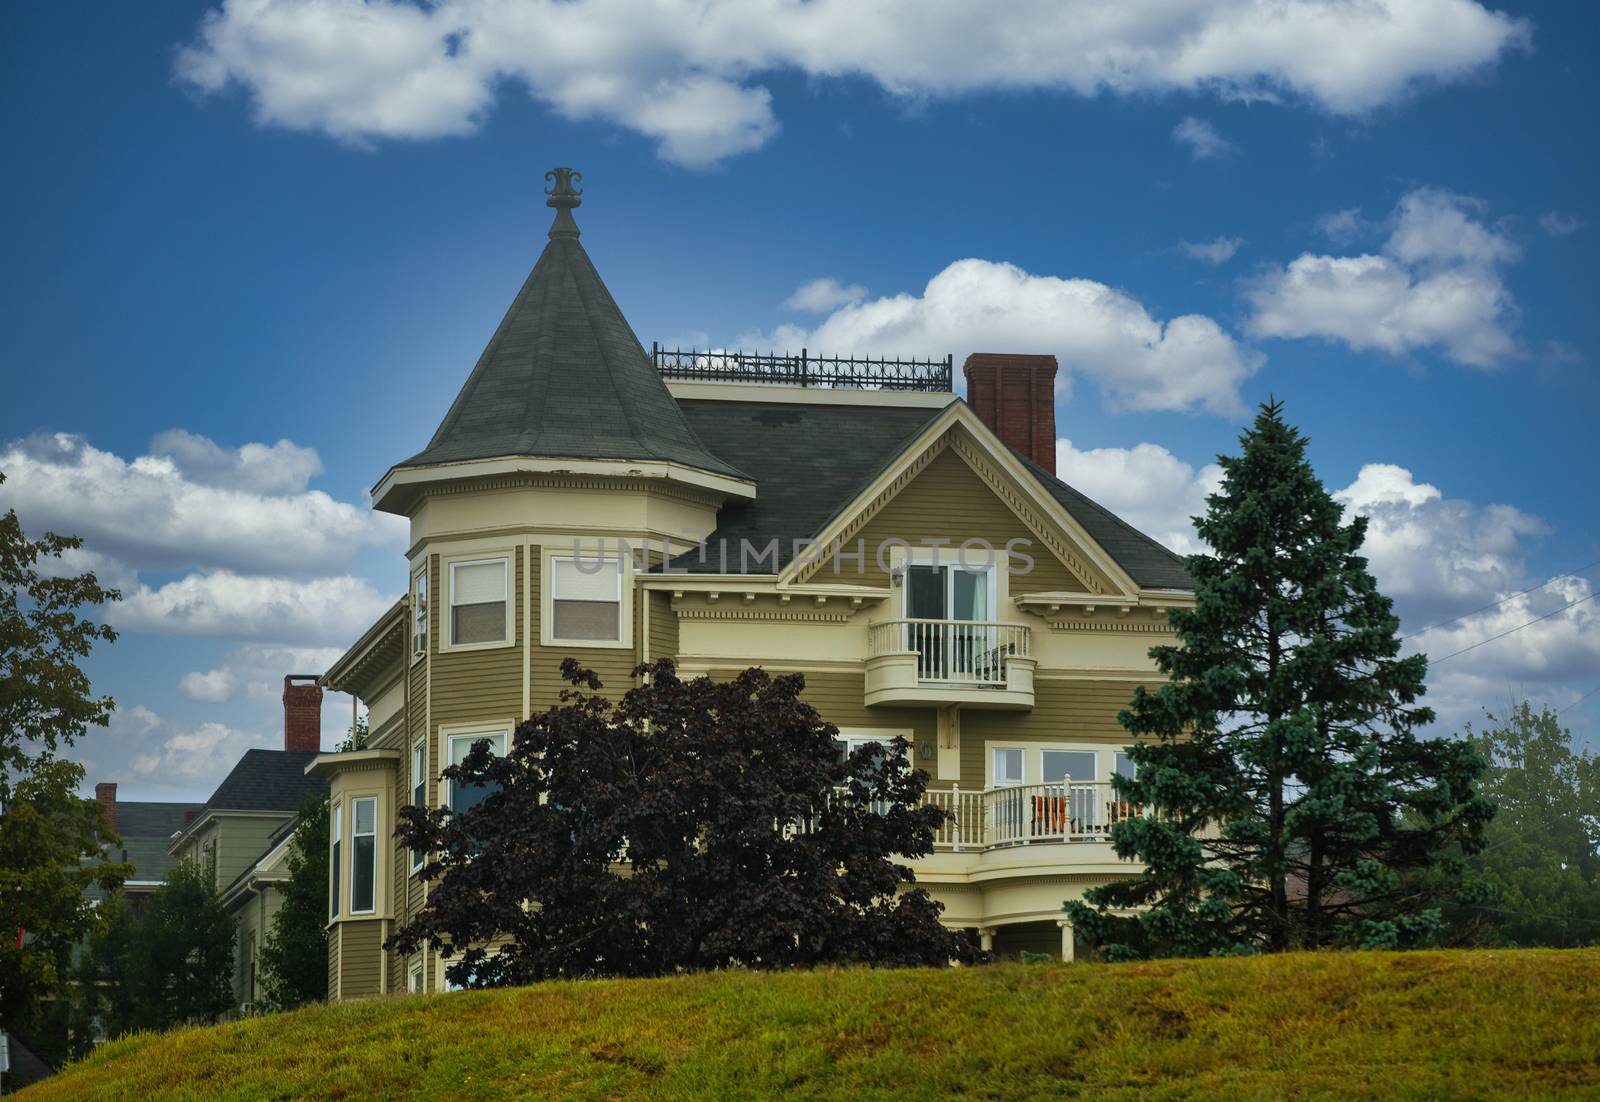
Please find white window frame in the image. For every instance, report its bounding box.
[441,724,511,817]
[329,798,342,921]
[409,740,427,874]
[349,796,378,916]
[985,741,1139,788]
[408,958,424,994]
[443,554,512,652]
[411,566,429,661]
[541,547,633,649]
[992,747,1025,787]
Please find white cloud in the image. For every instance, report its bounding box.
[1313,207,1372,244]
[182,642,347,703]
[1246,186,1522,369]
[130,720,265,785]
[175,0,1530,166]
[114,571,395,644]
[1178,236,1245,265]
[749,258,1262,416]
[1172,116,1232,160]
[0,431,404,576]
[784,278,869,313]
[1055,438,1220,555]
[1538,210,1584,237]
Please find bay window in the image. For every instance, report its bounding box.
[447,730,507,818]
[411,569,429,657]
[410,741,427,873]
[329,801,341,920]
[550,556,622,643]
[351,797,377,914]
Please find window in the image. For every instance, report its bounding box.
[408,959,424,993]
[551,556,622,642]
[411,569,429,656]
[993,747,1024,787]
[409,742,427,873]
[447,731,507,818]
[1041,750,1097,785]
[449,558,508,646]
[329,801,341,920]
[1114,752,1136,780]
[351,797,377,914]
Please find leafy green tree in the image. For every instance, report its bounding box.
[133,859,236,1026]
[1458,702,1600,946]
[391,660,974,984]
[70,890,142,1047]
[1069,400,1493,959]
[0,756,128,1047]
[1,469,120,804]
[258,793,331,1010]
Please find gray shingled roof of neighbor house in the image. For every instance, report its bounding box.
[669,398,1193,590]
[389,171,745,483]
[114,801,201,883]
[201,749,326,814]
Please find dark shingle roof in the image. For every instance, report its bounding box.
[114,801,200,883]
[671,399,944,573]
[669,398,1193,590]
[203,749,326,814]
[389,194,744,483]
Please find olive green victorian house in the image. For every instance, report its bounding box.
[311,169,1194,999]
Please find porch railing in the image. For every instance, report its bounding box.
[927,781,1155,851]
[867,619,1031,686]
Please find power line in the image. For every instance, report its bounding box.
[1428,592,1598,666]
[1401,555,1600,642]
[1557,684,1600,717]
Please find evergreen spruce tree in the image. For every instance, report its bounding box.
[1068,400,1493,959]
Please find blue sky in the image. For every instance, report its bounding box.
[3,1,1595,800]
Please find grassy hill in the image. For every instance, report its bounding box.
[19,949,1599,1101]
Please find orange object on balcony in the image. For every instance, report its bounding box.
[1032,794,1071,833]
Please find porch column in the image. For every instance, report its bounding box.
[1056,918,1075,963]
[978,927,994,953]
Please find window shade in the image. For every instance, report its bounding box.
[452,561,505,605]
[553,558,619,601]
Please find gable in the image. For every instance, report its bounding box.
[801,433,1120,595]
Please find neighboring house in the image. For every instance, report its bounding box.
[312,168,1196,999]
[88,784,200,914]
[168,678,328,1013]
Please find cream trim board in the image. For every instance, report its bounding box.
[983,739,1138,787]
[374,454,756,514]
[539,546,635,650]
[440,551,516,653]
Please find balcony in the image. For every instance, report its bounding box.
[864,619,1034,709]
[923,781,1152,851]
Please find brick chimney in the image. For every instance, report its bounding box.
[963,353,1058,474]
[95,782,118,834]
[282,675,324,754]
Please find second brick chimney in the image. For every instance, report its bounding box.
[95,781,118,834]
[963,353,1058,475]
[283,676,324,754]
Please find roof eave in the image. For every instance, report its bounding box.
[371,454,757,515]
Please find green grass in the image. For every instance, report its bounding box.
[20,950,1600,1101]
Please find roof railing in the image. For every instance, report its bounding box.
[651,343,953,392]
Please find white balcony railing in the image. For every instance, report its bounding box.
[925,781,1157,851]
[867,619,1031,687]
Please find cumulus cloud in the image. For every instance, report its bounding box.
[182,642,347,703]
[1172,117,1232,160]
[1246,186,1523,368]
[1538,210,1584,237]
[114,571,395,644]
[1314,207,1371,243]
[1056,438,1221,555]
[1051,437,1592,731]
[749,258,1262,416]
[175,0,1530,166]
[0,431,404,576]
[1178,236,1245,265]
[784,278,869,313]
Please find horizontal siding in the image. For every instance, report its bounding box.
[959,679,1146,788]
[529,547,638,710]
[708,668,937,776]
[431,546,525,728]
[822,447,1086,594]
[338,919,385,999]
[328,921,340,998]
[648,590,679,662]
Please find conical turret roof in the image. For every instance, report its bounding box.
[390,168,746,483]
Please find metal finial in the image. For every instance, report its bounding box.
[544,167,583,209]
